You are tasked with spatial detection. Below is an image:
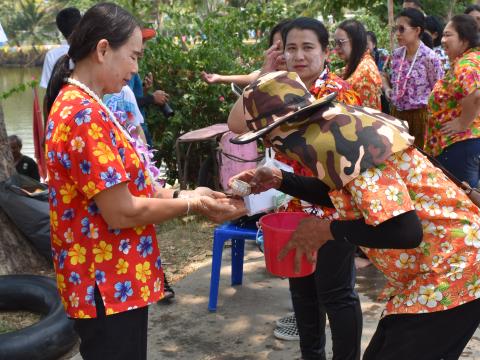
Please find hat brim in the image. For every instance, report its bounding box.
[142,28,156,40]
[230,92,337,144]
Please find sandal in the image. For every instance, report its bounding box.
[158,273,175,303]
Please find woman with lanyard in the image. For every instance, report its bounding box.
[234,17,363,360]
[425,15,480,187]
[44,3,244,359]
[382,8,444,148]
[334,19,383,110]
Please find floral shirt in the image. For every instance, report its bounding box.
[345,51,382,110]
[425,47,480,157]
[385,41,444,111]
[45,85,164,318]
[433,46,450,73]
[276,67,360,216]
[329,146,480,315]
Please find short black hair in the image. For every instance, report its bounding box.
[268,19,291,47]
[282,17,329,52]
[8,135,22,148]
[449,14,480,50]
[465,4,480,15]
[425,16,444,47]
[56,7,82,40]
[403,0,422,9]
[397,8,425,36]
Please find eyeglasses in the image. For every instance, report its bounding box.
[392,25,413,34]
[331,38,349,48]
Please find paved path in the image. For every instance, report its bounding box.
[71,242,480,359]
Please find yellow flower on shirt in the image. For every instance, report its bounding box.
[69,243,86,265]
[82,181,98,198]
[60,106,73,119]
[140,286,150,301]
[93,241,113,263]
[93,142,115,164]
[88,123,103,140]
[50,210,58,231]
[116,258,129,274]
[62,90,82,101]
[71,136,85,152]
[135,261,152,283]
[57,123,71,142]
[60,183,78,204]
[57,274,66,293]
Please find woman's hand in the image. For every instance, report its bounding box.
[152,90,169,105]
[260,40,285,75]
[143,72,153,91]
[190,196,247,222]
[440,118,469,136]
[277,217,333,273]
[201,71,221,84]
[181,187,226,199]
[228,166,283,194]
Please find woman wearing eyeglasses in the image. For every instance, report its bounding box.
[334,19,383,110]
[425,15,480,188]
[382,8,444,148]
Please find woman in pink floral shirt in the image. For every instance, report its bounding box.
[425,15,480,188]
[382,8,444,148]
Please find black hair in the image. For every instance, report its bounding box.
[268,19,291,47]
[281,17,329,51]
[8,135,22,148]
[465,4,480,15]
[337,19,367,80]
[56,7,82,40]
[425,16,444,47]
[45,3,139,115]
[366,31,380,66]
[396,8,425,37]
[403,0,422,9]
[449,14,480,50]
[421,31,433,49]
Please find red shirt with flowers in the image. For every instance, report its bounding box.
[425,47,480,157]
[329,147,480,315]
[276,67,360,216]
[45,85,164,318]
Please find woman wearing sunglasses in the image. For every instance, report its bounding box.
[425,15,480,188]
[334,19,383,110]
[382,8,444,148]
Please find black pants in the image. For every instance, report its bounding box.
[289,240,362,360]
[364,298,480,360]
[73,285,149,360]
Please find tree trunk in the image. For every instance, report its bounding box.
[0,104,49,274]
[388,0,395,52]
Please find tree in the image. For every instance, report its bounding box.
[0,105,48,274]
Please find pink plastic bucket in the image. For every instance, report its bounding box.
[259,212,316,278]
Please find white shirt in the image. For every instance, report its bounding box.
[0,22,7,44]
[39,44,69,89]
[104,86,144,126]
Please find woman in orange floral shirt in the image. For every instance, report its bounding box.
[334,19,383,110]
[425,15,480,187]
[44,4,243,359]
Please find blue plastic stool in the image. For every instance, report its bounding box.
[208,222,258,312]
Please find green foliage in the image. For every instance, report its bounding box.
[0,79,39,100]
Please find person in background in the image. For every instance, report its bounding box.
[128,28,170,147]
[40,7,82,90]
[425,14,480,188]
[465,4,480,29]
[8,135,40,181]
[366,31,389,72]
[403,0,424,13]
[382,8,444,148]
[44,4,244,359]
[425,16,450,72]
[200,19,291,87]
[335,19,383,110]
[253,17,362,359]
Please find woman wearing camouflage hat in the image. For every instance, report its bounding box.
[229,71,480,359]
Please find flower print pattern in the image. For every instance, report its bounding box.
[45,84,163,318]
[329,146,480,315]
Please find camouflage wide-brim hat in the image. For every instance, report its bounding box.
[230,71,336,145]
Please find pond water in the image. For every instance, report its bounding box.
[0,66,43,159]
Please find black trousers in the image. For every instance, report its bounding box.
[289,240,362,360]
[364,298,480,360]
[73,285,149,360]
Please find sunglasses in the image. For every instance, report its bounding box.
[392,25,413,34]
[330,38,349,48]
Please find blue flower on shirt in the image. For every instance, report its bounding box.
[119,239,131,254]
[85,285,95,306]
[87,201,99,215]
[74,108,92,126]
[47,150,56,164]
[80,99,91,106]
[62,208,75,220]
[98,110,108,121]
[134,169,146,191]
[155,256,162,269]
[110,130,117,147]
[95,270,106,284]
[49,187,58,206]
[137,236,153,258]
[100,167,122,188]
[58,249,67,269]
[81,217,91,237]
[80,160,91,175]
[119,147,126,164]
[69,272,81,285]
[57,152,71,169]
[114,281,133,302]
[45,120,54,140]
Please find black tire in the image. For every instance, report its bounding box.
[0,275,77,360]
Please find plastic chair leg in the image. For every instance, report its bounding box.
[208,232,227,312]
[231,238,245,286]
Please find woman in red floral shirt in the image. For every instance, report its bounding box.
[44,4,243,359]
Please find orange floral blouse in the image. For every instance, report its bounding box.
[329,146,480,315]
[344,51,382,110]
